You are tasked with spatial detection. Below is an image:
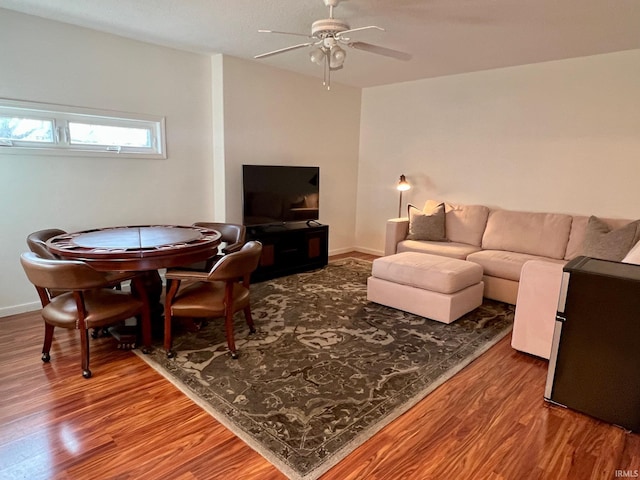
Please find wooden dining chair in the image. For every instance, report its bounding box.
[176,222,247,272]
[27,228,137,339]
[27,229,70,300]
[20,252,152,379]
[193,222,246,255]
[27,228,134,288]
[26,228,67,260]
[163,241,262,359]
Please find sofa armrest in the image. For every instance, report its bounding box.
[385,218,409,256]
[511,260,565,359]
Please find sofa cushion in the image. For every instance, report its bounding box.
[406,203,446,241]
[397,239,482,260]
[425,200,489,246]
[372,252,483,294]
[481,209,572,259]
[467,250,566,281]
[581,216,640,261]
[565,215,633,260]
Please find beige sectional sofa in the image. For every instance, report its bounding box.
[385,199,640,359]
[385,200,638,305]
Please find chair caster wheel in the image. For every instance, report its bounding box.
[230,351,239,360]
[249,327,257,335]
[42,352,50,363]
[82,369,92,379]
[166,350,175,358]
[141,347,151,355]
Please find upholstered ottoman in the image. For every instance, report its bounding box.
[367,252,484,324]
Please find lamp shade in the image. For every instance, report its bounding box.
[397,174,411,191]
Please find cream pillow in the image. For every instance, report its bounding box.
[622,240,640,265]
[581,216,640,261]
[406,203,446,241]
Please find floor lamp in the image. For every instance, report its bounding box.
[397,174,411,217]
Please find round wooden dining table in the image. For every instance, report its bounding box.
[46,225,222,344]
[46,225,222,272]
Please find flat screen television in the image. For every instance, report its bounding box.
[242,165,320,226]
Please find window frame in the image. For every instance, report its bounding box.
[0,98,166,159]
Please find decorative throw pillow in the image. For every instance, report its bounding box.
[581,216,640,261]
[406,202,446,241]
[622,240,640,265]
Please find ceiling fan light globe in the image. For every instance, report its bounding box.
[309,47,325,65]
[329,45,346,68]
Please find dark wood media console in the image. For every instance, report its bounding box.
[246,222,329,282]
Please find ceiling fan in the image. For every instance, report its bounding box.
[254,0,411,90]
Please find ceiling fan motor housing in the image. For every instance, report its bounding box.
[312,18,349,38]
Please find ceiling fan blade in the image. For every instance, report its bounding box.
[258,29,313,39]
[254,42,315,59]
[337,25,384,37]
[349,42,412,61]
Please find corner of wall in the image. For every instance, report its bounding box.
[211,54,226,221]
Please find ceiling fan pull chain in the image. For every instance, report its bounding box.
[324,51,329,89]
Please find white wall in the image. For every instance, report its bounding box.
[356,50,640,254]
[0,10,361,315]
[3,7,639,313]
[218,55,362,253]
[0,9,214,315]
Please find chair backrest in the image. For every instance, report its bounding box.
[192,222,246,250]
[20,252,113,291]
[207,241,262,282]
[26,229,66,260]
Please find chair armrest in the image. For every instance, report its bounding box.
[222,241,244,254]
[385,218,409,256]
[165,269,210,281]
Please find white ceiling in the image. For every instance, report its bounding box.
[1,0,639,88]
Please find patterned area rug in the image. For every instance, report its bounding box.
[137,258,514,479]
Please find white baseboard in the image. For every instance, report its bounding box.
[329,246,384,257]
[0,281,135,319]
[1,252,385,318]
[352,246,384,256]
[0,301,41,318]
[328,246,356,256]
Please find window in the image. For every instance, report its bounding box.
[0,99,166,159]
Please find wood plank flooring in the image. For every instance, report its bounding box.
[1,252,638,479]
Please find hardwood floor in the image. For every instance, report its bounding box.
[2,252,638,479]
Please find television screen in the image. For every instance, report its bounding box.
[242,165,319,226]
